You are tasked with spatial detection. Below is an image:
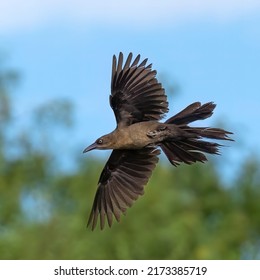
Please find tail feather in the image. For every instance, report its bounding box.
[161,141,208,166]
[180,139,221,154]
[161,102,233,166]
[166,102,216,125]
[184,127,232,141]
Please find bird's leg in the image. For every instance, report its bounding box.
[147,125,167,138]
[146,130,157,138]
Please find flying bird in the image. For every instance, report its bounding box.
[83,52,233,230]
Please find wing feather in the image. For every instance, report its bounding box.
[110,52,169,126]
[87,148,160,230]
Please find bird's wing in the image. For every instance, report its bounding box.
[87,148,160,230]
[110,52,169,127]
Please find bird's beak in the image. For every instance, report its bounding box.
[83,142,97,153]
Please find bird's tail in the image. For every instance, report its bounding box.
[160,102,233,166]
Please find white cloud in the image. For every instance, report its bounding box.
[1,0,260,33]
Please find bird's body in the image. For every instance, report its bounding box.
[83,52,233,230]
[99,121,183,150]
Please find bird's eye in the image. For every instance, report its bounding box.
[97,138,103,145]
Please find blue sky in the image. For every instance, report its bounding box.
[1,0,260,182]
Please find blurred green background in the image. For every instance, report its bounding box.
[1,0,260,260]
[0,61,260,260]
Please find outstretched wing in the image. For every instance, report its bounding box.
[110,52,169,127]
[87,148,160,230]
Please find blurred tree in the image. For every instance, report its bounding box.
[0,57,259,260]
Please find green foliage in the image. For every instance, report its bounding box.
[0,59,260,260]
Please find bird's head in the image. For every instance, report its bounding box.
[83,134,115,153]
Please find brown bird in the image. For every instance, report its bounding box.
[83,52,233,230]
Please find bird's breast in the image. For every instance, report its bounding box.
[112,121,162,150]
[128,121,160,148]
